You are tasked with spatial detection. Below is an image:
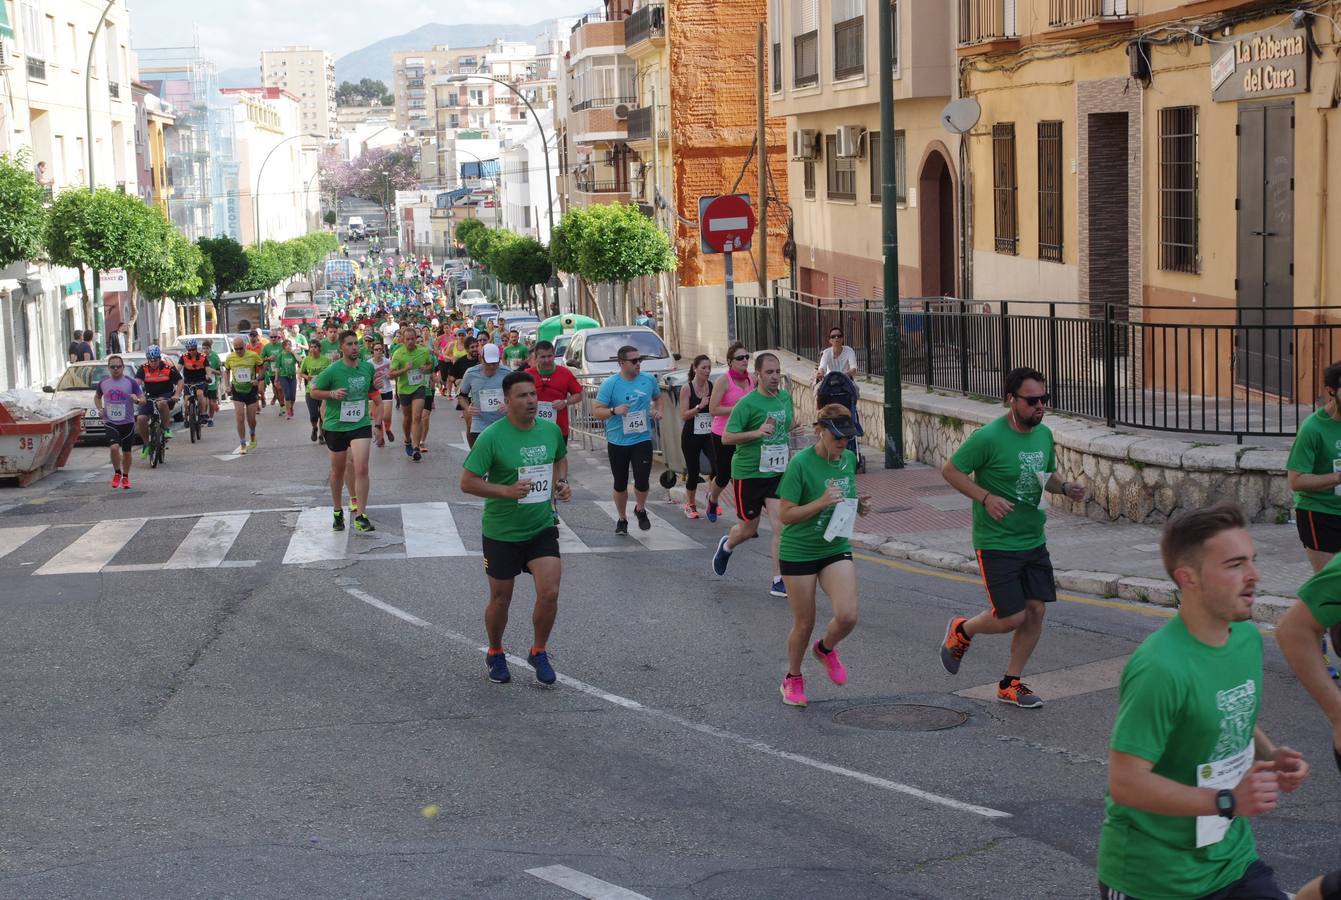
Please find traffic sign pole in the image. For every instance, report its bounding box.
[724,250,736,342]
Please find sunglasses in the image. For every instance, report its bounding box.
[621,358,642,365]
[1018,393,1051,407]
[829,334,843,340]
[109,365,124,370]
[732,354,749,362]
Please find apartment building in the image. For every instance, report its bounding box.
[393,45,485,136]
[769,0,955,301]
[958,0,1341,405]
[220,87,320,245]
[131,81,174,216]
[0,0,139,391]
[260,46,336,144]
[335,101,391,135]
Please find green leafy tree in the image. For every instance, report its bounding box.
[492,236,551,309]
[242,241,287,293]
[557,203,675,324]
[549,208,589,277]
[135,225,204,337]
[323,209,337,227]
[0,153,47,270]
[335,78,393,107]
[197,235,250,319]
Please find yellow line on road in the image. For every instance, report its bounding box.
[852,552,1176,619]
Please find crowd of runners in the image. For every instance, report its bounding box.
[88,252,1341,898]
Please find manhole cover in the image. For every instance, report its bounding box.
[833,703,969,732]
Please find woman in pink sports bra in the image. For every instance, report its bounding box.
[704,341,755,523]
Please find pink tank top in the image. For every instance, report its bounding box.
[712,369,755,436]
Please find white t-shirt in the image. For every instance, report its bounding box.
[817,345,858,378]
[379,321,399,342]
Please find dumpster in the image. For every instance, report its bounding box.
[0,403,83,487]
[656,367,727,487]
[536,313,600,343]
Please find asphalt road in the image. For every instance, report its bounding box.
[0,401,1336,899]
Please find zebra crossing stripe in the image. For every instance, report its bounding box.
[0,525,47,562]
[163,513,250,569]
[402,502,468,557]
[35,518,148,575]
[282,507,349,564]
[555,517,594,554]
[595,501,701,551]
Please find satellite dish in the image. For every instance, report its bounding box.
[941,98,982,135]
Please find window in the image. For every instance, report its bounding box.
[792,0,818,87]
[769,0,781,92]
[1158,106,1198,273]
[992,122,1018,254]
[45,14,56,65]
[22,3,46,80]
[867,130,906,204]
[803,159,815,199]
[1038,121,1063,263]
[825,134,856,201]
[833,0,863,80]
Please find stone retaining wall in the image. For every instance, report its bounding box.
[775,352,1292,525]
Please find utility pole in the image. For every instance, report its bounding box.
[86,0,117,357]
[756,23,772,347]
[879,0,905,468]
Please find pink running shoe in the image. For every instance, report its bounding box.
[780,674,807,707]
[111,472,122,489]
[812,641,848,686]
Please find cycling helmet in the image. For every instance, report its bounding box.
[184,339,199,351]
[146,345,162,361]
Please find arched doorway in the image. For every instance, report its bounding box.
[918,146,958,298]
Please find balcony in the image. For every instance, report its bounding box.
[1049,0,1131,27]
[570,12,626,59]
[626,105,667,144]
[572,95,635,113]
[624,4,665,52]
[958,0,1018,46]
[407,78,424,89]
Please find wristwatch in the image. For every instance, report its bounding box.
[1214,789,1236,819]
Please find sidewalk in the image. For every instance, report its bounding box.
[847,461,1311,624]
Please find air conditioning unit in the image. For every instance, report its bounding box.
[0,38,11,71]
[836,125,866,159]
[791,129,819,160]
[613,102,632,121]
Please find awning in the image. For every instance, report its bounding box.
[0,3,12,39]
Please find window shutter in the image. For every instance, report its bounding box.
[1003,0,1017,36]
[792,0,818,34]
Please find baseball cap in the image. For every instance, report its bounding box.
[819,414,858,438]
[481,344,501,364]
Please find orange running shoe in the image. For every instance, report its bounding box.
[939,616,971,675]
[997,678,1043,709]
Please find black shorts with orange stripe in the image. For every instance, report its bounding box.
[1297,508,1341,554]
[975,545,1056,618]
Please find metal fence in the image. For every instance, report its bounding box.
[735,293,1341,439]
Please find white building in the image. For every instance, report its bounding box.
[260,46,336,145]
[0,0,139,391]
[220,87,319,245]
[499,111,558,244]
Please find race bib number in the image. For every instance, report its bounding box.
[694,412,713,435]
[479,389,504,413]
[537,402,558,423]
[518,463,551,504]
[624,410,648,434]
[1333,458,1341,496]
[761,442,790,473]
[234,369,252,384]
[105,402,127,421]
[1195,744,1254,847]
[407,369,424,386]
[824,497,858,542]
[339,400,367,423]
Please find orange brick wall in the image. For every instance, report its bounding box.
[669,0,790,289]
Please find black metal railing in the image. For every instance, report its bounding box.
[571,8,615,32]
[572,95,636,113]
[625,4,666,46]
[574,179,625,193]
[628,105,654,141]
[735,293,1341,439]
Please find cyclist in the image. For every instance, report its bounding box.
[223,336,264,454]
[202,338,222,427]
[95,355,143,489]
[178,339,211,430]
[134,345,182,457]
[301,341,331,443]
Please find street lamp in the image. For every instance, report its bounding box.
[446,73,558,314]
[85,0,118,356]
[255,133,322,245]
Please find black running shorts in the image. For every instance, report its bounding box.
[779,552,853,577]
[735,475,781,522]
[975,545,1057,618]
[325,425,372,453]
[482,526,561,581]
[1297,509,1341,554]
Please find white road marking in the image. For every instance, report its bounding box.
[401,502,468,557]
[449,429,470,451]
[556,517,594,554]
[163,513,250,569]
[341,587,1011,820]
[282,507,349,564]
[35,518,148,575]
[525,865,651,900]
[955,654,1131,703]
[595,501,700,551]
[0,525,48,562]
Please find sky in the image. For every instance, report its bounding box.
[126,0,578,71]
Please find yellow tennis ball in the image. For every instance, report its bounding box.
[421,804,441,818]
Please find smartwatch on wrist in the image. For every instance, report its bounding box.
[1215,789,1236,819]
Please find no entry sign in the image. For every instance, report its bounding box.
[699,193,756,255]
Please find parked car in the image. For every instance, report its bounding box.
[459,288,488,305]
[468,302,502,322]
[552,333,574,359]
[562,326,676,377]
[44,355,185,445]
[280,304,320,328]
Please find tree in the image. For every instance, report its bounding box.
[549,208,590,277]
[346,145,419,224]
[492,236,551,309]
[0,152,47,270]
[135,225,204,338]
[323,210,337,227]
[241,241,287,293]
[553,203,675,324]
[197,235,249,318]
[335,78,393,107]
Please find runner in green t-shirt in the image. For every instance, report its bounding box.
[202,339,222,425]
[300,343,331,443]
[711,353,797,599]
[1278,550,1341,773]
[937,367,1087,708]
[309,329,384,533]
[1099,503,1309,899]
[388,325,435,461]
[774,404,871,708]
[260,336,283,408]
[460,370,571,687]
[1286,365,1341,575]
[222,340,264,454]
[275,342,299,419]
[502,330,528,368]
[319,324,342,362]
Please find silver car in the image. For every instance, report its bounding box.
[562,326,676,377]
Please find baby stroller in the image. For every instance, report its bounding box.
[816,370,866,473]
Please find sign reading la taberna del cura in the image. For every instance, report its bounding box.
[1212,25,1311,102]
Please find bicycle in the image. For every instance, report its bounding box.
[145,402,167,469]
[185,390,203,443]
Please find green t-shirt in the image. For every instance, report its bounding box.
[503,344,528,366]
[311,359,375,432]
[260,342,281,369]
[1098,617,1262,900]
[1297,550,1341,629]
[778,446,858,561]
[301,354,330,379]
[1287,408,1341,515]
[206,352,221,385]
[726,388,793,480]
[276,351,299,378]
[463,417,567,543]
[320,338,342,361]
[949,415,1056,551]
[391,345,434,395]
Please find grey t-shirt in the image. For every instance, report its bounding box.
[459,364,513,433]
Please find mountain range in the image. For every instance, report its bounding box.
[215,20,557,90]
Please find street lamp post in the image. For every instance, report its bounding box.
[446,74,558,314]
[85,0,118,356]
[254,133,322,245]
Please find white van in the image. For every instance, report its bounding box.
[346,216,365,238]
